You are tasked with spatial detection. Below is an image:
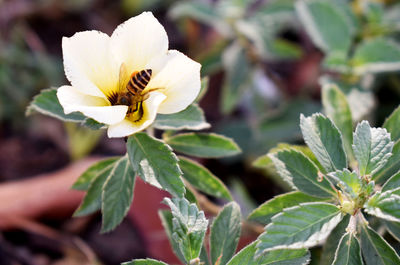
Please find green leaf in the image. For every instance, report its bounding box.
[221,42,252,114]
[328,169,361,198]
[226,242,310,265]
[101,155,136,233]
[72,157,119,190]
[200,244,211,265]
[320,215,351,265]
[127,133,185,197]
[26,88,86,122]
[153,104,210,131]
[81,118,106,130]
[360,224,400,265]
[322,83,354,162]
[196,76,209,103]
[382,171,400,192]
[365,190,400,223]
[165,133,241,158]
[332,232,364,265]
[384,220,400,242]
[383,105,400,142]
[269,148,336,198]
[352,38,400,75]
[373,140,400,184]
[248,191,327,225]
[352,121,393,176]
[122,259,168,265]
[179,156,232,200]
[300,113,347,172]
[164,198,208,263]
[210,202,242,265]
[159,210,186,263]
[256,202,342,254]
[295,0,353,53]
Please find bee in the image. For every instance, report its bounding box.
[115,63,153,119]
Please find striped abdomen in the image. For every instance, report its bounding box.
[127,69,152,94]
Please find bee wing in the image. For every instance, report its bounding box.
[118,63,130,93]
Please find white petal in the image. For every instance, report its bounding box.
[57,85,128,125]
[107,92,166,138]
[110,12,168,74]
[146,50,201,114]
[62,31,119,98]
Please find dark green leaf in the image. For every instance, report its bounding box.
[360,224,400,265]
[382,171,400,192]
[384,220,400,242]
[257,202,342,254]
[122,259,168,265]
[153,104,210,131]
[72,157,119,191]
[166,133,241,158]
[269,148,336,197]
[101,155,136,233]
[179,156,232,200]
[164,198,208,263]
[26,88,85,122]
[210,202,242,265]
[300,113,347,172]
[332,232,364,265]
[248,191,326,225]
[127,133,185,197]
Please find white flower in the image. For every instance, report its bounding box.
[57,12,201,138]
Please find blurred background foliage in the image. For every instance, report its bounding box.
[1,0,400,264]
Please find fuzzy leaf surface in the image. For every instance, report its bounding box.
[365,190,400,222]
[127,133,184,197]
[164,198,208,263]
[257,202,342,254]
[300,113,347,172]
[353,121,393,176]
[210,202,242,265]
[373,140,400,184]
[328,169,361,198]
[269,148,335,197]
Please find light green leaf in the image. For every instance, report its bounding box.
[226,242,310,265]
[196,76,209,103]
[165,133,241,158]
[101,155,136,233]
[72,157,119,191]
[383,105,400,142]
[122,259,168,265]
[373,140,400,184]
[127,133,185,197]
[320,215,351,265]
[365,190,400,222]
[256,202,342,254]
[360,224,400,265]
[221,42,252,114]
[352,121,393,176]
[332,232,364,265]
[300,113,347,172]
[295,0,353,53]
[248,191,327,225]
[382,171,400,192]
[328,169,361,198]
[322,84,354,162]
[159,210,186,263]
[179,156,232,200]
[26,88,85,122]
[210,202,241,265]
[153,104,210,131]
[164,198,208,263]
[269,148,336,198]
[352,38,400,75]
